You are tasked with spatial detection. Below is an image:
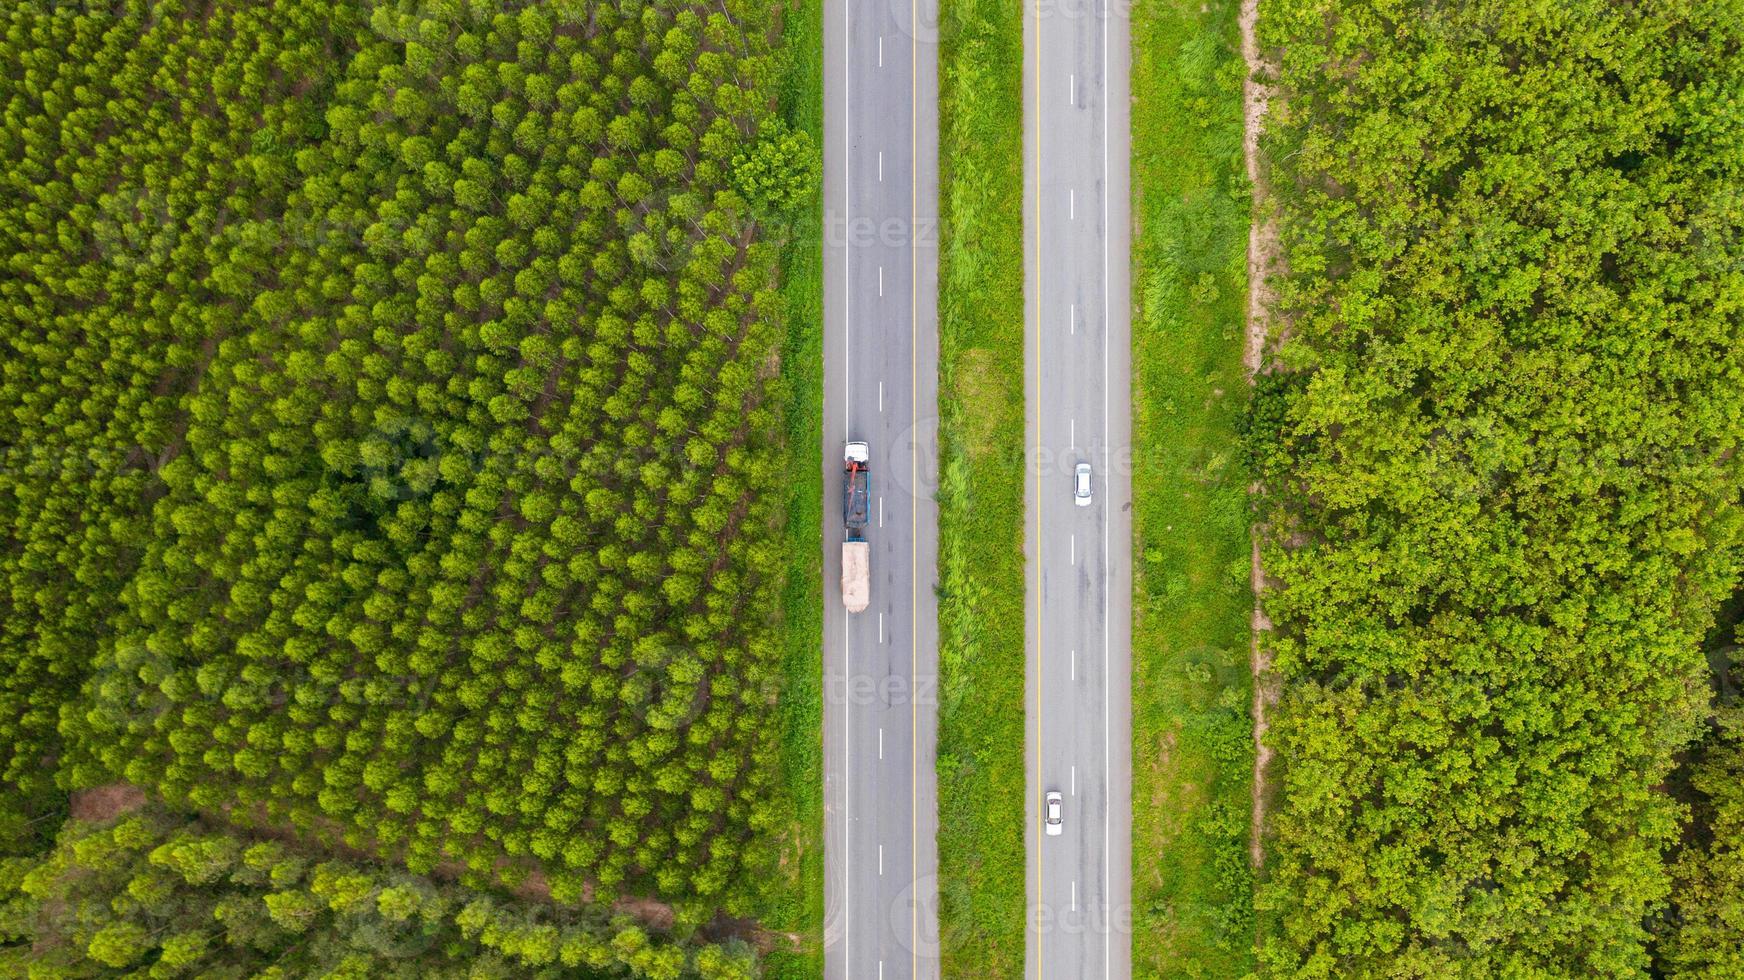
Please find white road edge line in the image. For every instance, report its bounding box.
[841,2,852,971]
[878,612,885,645]
[878,36,883,68]
[1072,765,1077,796]
[1069,188,1075,220]
[878,150,884,182]
[879,496,884,528]
[909,0,920,970]
[1032,0,1045,971]
[1070,302,1076,335]
[879,727,884,760]
[1071,649,1076,681]
[879,844,885,876]
[1071,535,1076,567]
[841,616,852,969]
[1103,0,1114,974]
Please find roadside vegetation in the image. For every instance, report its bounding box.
[762,0,826,973]
[1128,0,1257,975]
[933,0,1028,973]
[0,0,820,972]
[1249,0,1744,973]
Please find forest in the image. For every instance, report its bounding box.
[1249,0,1744,974]
[1,801,757,978]
[0,0,813,972]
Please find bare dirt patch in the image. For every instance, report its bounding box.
[1240,0,1282,871]
[511,869,553,903]
[68,783,147,823]
[700,915,804,955]
[615,895,676,931]
[1247,537,1278,869]
[1240,0,1282,377]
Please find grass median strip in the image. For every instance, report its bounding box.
[934,0,1028,973]
[1129,0,1257,975]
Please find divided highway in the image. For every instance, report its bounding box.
[1025,1,1133,977]
[822,0,941,977]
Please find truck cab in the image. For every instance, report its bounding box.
[844,442,871,533]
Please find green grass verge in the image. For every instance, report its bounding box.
[1128,0,1257,976]
[760,1,824,975]
[934,0,1027,974]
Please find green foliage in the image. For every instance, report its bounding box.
[1251,0,1744,974]
[755,0,826,974]
[0,0,361,857]
[90,0,785,912]
[933,0,1027,973]
[0,805,757,978]
[1656,630,1744,977]
[730,121,819,217]
[1128,0,1255,974]
[0,0,805,945]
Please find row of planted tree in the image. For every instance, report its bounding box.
[0,801,758,978]
[0,0,816,963]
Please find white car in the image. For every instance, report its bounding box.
[1073,462,1092,507]
[1045,791,1063,836]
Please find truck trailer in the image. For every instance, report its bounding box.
[842,442,870,613]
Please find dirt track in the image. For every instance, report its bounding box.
[1241,0,1281,872]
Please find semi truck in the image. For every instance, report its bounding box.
[842,442,870,613]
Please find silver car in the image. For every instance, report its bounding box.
[1073,462,1092,507]
[1045,791,1064,836]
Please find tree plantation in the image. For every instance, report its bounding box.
[12,0,1744,973]
[0,0,358,860]
[0,802,758,978]
[0,0,812,968]
[1249,0,1744,974]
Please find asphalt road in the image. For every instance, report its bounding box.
[1024,1,1133,977]
[821,0,941,977]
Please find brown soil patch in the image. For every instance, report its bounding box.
[1247,535,1278,869]
[700,914,804,955]
[512,869,553,903]
[1241,0,1282,377]
[68,783,147,822]
[615,895,676,931]
[1241,0,1283,871]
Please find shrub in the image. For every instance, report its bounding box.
[1251,0,1744,974]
